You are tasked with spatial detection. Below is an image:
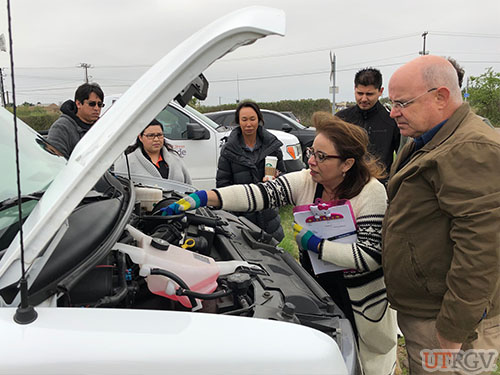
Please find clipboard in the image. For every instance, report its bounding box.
[293,199,357,274]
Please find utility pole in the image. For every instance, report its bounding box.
[236,73,240,103]
[329,51,337,114]
[419,31,429,55]
[0,67,6,106]
[79,62,92,83]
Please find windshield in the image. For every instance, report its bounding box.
[183,104,225,131]
[276,112,308,129]
[0,108,66,203]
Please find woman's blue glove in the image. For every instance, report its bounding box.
[161,190,208,216]
[293,223,322,254]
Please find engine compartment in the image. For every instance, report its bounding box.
[1,174,358,370]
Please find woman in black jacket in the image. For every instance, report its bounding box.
[216,101,285,241]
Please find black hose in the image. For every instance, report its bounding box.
[150,268,197,309]
[176,288,232,300]
[93,253,128,308]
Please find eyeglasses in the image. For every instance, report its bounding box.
[305,147,343,163]
[86,100,105,108]
[142,133,164,140]
[390,87,437,110]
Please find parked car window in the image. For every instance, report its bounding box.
[262,113,285,130]
[183,105,223,131]
[211,113,234,127]
[156,105,192,140]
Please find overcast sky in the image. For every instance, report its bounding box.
[0,0,499,106]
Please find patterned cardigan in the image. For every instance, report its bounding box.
[214,168,398,375]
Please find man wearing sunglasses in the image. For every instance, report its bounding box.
[47,82,105,158]
[383,55,500,374]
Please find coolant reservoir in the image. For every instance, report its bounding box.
[135,186,163,212]
[118,225,219,308]
[146,241,219,308]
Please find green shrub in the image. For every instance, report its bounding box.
[18,113,60,131]
[6,105,60,131]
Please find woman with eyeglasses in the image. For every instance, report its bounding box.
[162,112,397,375]
[114,119,191,184]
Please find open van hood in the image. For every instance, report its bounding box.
[0,7,285,292]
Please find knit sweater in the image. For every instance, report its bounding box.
[114,146,192,184]
[215,168,397,375]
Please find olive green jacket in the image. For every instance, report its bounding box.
[382,103,500,343]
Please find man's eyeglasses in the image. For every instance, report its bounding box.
[142,133,164,140]
[390,87,437,110]
[86,101,105,108]
[305,147,343,163]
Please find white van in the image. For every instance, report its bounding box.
[104,96,305,190]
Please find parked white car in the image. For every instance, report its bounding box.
[0,7,358,375]
[104,97,305,190]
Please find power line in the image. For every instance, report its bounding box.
[221,33,421,61]
[458,60,500,64]
[211,61,409,84]
[12,64,152,70]
[429,31,500,38]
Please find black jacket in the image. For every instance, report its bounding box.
[336,101,400,174]
[216,126,285,241]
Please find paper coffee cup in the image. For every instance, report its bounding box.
[265,156,278,178]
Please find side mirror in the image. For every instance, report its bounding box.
[186,123,209,140]
[281,124,293,133]
[175,74,209,107]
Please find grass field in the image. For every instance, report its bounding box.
[277,205,298,259]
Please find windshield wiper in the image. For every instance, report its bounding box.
[0,192,44,210]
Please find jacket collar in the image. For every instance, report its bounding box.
[419,103,470,152]
[355,101,380,119]
[60,99,93,131]
[389,103,471,177]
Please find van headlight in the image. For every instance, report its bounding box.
[286,144,302,160]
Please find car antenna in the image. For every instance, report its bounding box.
[6,0,38,324]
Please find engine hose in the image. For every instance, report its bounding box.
[93,252,128,308]
[149,268,197,309]
[176,287,232,300]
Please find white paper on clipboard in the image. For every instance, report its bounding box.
[293,200,357,274]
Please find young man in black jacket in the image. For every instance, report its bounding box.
[336,68,400,176]
[47,83,105,158]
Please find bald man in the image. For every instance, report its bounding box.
[382,55,500,374]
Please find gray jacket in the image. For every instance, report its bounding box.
[114,146,192,185]
[47,100,92,158]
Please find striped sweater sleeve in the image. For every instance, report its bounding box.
[214,169,312,212]
[320,179,387,272]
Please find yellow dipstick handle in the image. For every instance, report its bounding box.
[181,238,195,249]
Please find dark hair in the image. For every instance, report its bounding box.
[354,68,383,90]
[74,82,104,103]
[234,101,264,126]
[447,57,464,88]
[312,112,386,199]
[125,119,176,155]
